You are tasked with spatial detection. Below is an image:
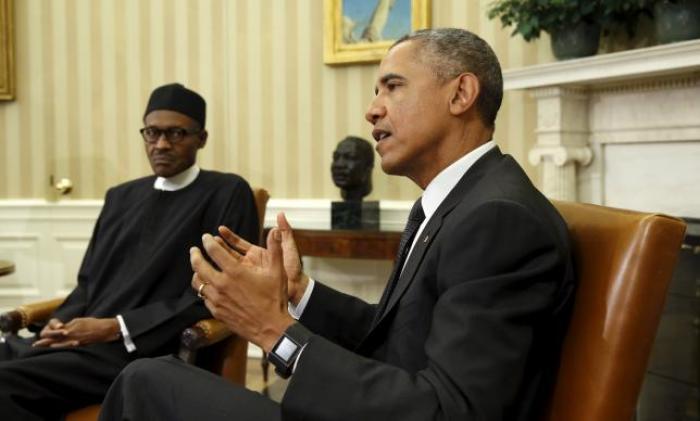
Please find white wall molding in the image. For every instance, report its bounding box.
[504,39,700,90]
[0,199,413,231]
[592,75,700,94]
[0,200,103,221]
[265,199,412,231]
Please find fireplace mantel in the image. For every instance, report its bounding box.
[502,40,700,218]
[504,39,700,90]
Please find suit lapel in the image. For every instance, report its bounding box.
[366,146,505,335]
[377,216,443,322]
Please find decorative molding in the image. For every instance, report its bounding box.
[529,146,593,167]
[531,86,589,100]
[265,199,411,231]
[0,288,41,298]
[0,234,40,289]
[53,234,93,241]
[592,75,700,94]
[0,200,102,221]
[590,127,700,144]
[504,39,700,91]
[0,199,413,231]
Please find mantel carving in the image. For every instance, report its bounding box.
[529,146,593,167]
[504,40,700,202]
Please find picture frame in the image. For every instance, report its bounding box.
[0,0,14,100]
[324,0,431,65]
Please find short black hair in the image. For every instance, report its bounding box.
[392,28,503,129]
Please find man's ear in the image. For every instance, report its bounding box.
[198,131,208,149]
[449,73,479,116]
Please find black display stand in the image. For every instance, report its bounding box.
[331,201,380,230]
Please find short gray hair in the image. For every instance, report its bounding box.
[391,28,503,129]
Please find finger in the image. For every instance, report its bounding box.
[218,226,254,255]
[277,214,301,269]
[49,340,80,348]
[191,272,201,290]
[190,249,227,303]
[190,246,222,286]
[48,318,64,329]
[41,329,68,339]
[201,234,239,274]
[277,213,298,250]
[202,298,218,318]
[32,338,54,347]
[277,212,293,231]
[266,228,287,304]
[191,273,218,301]
[214,236,242,260]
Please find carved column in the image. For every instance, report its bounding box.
[528,87,593,201]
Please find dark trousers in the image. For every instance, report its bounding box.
[99,356,281,421]
[0,336,129,421]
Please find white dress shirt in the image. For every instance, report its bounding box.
[404,140,496,270]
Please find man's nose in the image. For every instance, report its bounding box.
[365,98,386,125]
[154,134,172,149]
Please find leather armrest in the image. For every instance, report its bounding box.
[180,318,232,351]
[0,297,65,333]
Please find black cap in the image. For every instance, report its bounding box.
[144,83,206,128]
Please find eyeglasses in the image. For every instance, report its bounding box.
[139,126,201,144]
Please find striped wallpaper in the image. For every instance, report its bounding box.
[0,0,553,200]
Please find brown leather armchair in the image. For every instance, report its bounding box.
[545,201,686,421]
[0,188,270,421]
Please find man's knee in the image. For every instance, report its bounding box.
[118,358,168,387]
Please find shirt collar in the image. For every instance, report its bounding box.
[153,164,200,191]
[421,140,497,221]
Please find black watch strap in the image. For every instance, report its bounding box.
[268,322,312,379]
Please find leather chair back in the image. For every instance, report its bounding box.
[545,201,686,421]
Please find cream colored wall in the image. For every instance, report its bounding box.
[0,0,553,200]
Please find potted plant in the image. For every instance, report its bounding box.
[487,0,650,60]
[652,0,700,43]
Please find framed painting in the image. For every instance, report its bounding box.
[324,0,431,65]
[0,0,14,100]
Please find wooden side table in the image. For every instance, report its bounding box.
[292,229,401,260]
[262,228,402,261]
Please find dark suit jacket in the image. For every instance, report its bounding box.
[283,148,576,421]
[50,170,259,358]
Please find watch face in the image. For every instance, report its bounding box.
[274,336,299,363]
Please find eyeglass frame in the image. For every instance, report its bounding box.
[139,126,203,144]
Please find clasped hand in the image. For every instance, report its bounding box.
[190,213,309,353]
[33,317,120,348]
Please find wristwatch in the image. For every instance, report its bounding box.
[267,322,312,379]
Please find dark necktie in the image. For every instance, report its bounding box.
[396,198,426,273]
[374,198,426,320]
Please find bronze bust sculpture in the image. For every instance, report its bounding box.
[331,136,374,201]
[330,136,379,230]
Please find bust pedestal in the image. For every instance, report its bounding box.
[331,201,379,230]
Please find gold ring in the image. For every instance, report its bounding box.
[197,282,208,299]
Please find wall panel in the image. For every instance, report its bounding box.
[0,0,553,200]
